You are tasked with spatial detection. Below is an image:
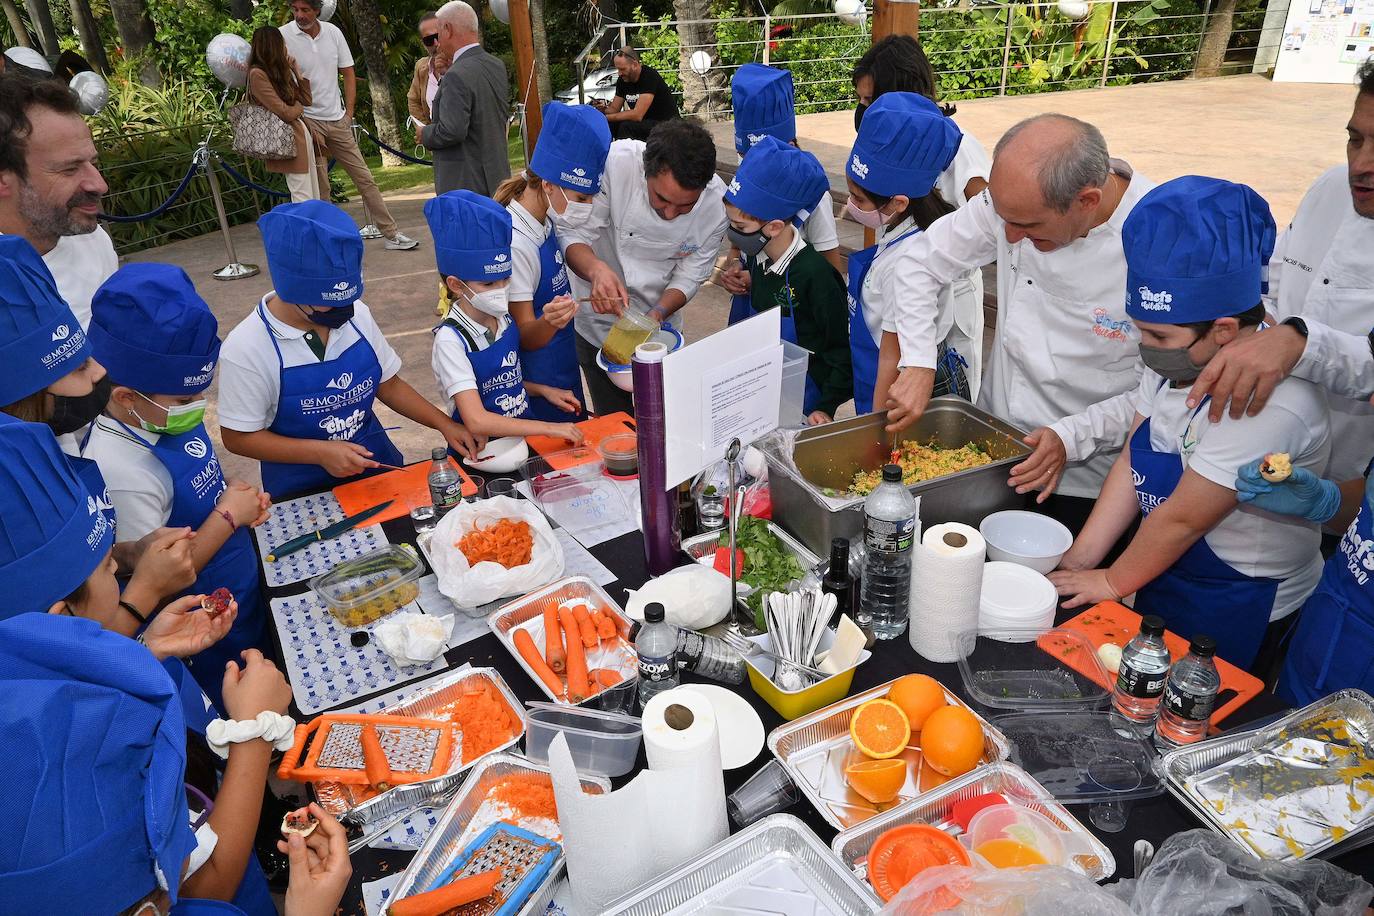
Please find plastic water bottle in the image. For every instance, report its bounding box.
[859,465,917,639]
[636,602,679,708]
[1155,635,1221,749]
[1112,614,1172,728]
[427,447,463,517]
[677,629,747,684]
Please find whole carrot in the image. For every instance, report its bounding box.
[572,605,598,649]
[361,724,392,791]
[542,606,566,674]
[388,869,502,916]
[559,607,592,702]
[514,628,565,698]
[593,608,618,641]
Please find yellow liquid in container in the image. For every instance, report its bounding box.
[601,306,659,365]
[974,838,1048,868]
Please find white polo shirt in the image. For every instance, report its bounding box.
[82,416,173,542]
[217,297,401,433]
[508,200,552,303]
[432,309,513,400]
[279,19,353,121]
[39,227,118,329]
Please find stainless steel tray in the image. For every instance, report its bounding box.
[488,576,638,706]
[768,676,1012,832]
[390,752,610,914]
[603,814,879,914]
[682,520,822,595]
[1158,688,1374,861]
[831,761,1116,883]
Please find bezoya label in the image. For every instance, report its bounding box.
[638,654,674,682]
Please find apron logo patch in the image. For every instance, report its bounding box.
[1339,517,1374,585]
[51,324,70,341]
[500,350,518,368]
[184,438,208,460]
[1131,468,1146,488]
[326,372,354,391]
[1092,307,1132,342]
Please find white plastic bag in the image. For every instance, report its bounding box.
[882,863,1134,916]
[430,495,564,607]
[624,563,732,629]
[374,611,453,667]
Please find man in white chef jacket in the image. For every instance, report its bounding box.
[558,118,729,415]
[878,113,1154,530]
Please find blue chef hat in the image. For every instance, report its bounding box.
[0,415,114,618]
[426,190,514,282]
[0,235,92,406]
[89,263,221,396]
[726,136,830,223]
[258,200,364,308]
[1123,176,1276,323]
[530,102,612,194]
[0,612,196,912]
[846,92,961,200]
[732,64,796,155]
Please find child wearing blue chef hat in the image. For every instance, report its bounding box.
[1049,177,1331,673]
[85,262,272,707]
[217,200,481,497]
[428,190,586,447]
[724,136,851,425]
[492,102,612,423]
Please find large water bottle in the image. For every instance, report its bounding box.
[635,602,680,709]
[677,629,747,684]
[1112,614,1172,728]
[1155,635,1221,749]
[427,447,464,517]
[859,464,917,640]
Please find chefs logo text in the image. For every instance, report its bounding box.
[1136,286,1173,312]
[319,408,368,440]
[1339,517,1374,586]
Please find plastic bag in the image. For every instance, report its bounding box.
[624,563,731,629]
[881,863,1133,916]
[374,610,453,667]
[1108,830,1373,916]
[430,495,564,607]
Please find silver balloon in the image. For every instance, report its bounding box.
[206,32,251,89]
[69,70,110,116]
[490,0,510,24]
[320,0,337,21]
[833,0,866,26]
[4,46,52,73]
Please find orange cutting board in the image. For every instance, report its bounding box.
[526,412,635,470]
[1056,601,1264,727]
[333,461,475,527]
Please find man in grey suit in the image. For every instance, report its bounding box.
[421,0,511,196]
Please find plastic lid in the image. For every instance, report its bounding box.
[431,446,447,460]
[955,628,1112,711]
[525,700,642,736]
[882,464,902,483]
[992,710,1165,804]
[1139,614,1166,637]
[644,602,665,623]
[1188,635,1217,658]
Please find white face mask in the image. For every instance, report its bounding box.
[547,185,594,229]
[463,282,509,318]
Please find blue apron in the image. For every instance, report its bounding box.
[847,244,882,415]
[1130,403,1279,669]
[173,902,247,915]
[520,228,585,422]
[728,253,754,326]
[258,303,403,498]
[439,315,529,427]
[71,431,117,530]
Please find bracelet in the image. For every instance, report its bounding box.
[217,509,238,533]
[206,711,296,759]
[119,600,147,624]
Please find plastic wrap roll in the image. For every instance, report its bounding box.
[633,341,679,574]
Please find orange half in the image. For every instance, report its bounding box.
[845,758,907,804]
[850,699,911,760]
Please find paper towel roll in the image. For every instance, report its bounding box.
[909,522,986,663]
[641,687,729,862]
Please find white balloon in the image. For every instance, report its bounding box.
[689,49,712,76]
[320,0,337,20]
[490,0,510,24]
[1057,0,1091,17]
[206,33,251,89]
[69,70,110,116]
[4,46,52,73]
[833,0,866,26]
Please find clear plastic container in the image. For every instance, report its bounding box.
[600,302,660,366]
[966,803,1069,867]
[992,710,1164,804]
[779,339,811,428]
[955,628,1112,712]
[310,544,424,628]
[519,447,633,541]
[597,432,639,478]
[521,700,643,777]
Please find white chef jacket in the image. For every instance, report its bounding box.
[1269,164,1374,482]
[40,227,118,329]
[561,140,728,348]
[279,19,352,121]
[934,131,992,399]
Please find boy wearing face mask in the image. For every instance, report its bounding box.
[428,190,585,448]
[724,136,850,425]
[1048,177,1330,673]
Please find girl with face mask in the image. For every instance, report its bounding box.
[427,190,586,451]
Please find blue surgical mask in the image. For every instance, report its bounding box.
[299,303,355,329]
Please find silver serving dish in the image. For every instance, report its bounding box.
[768,677,1012,832]
[765,399,1030,555]
[1159,688,1374,861]
[390,752,610,913]
[604,814,878,914]
[832,761,1116,883]
[682,520,822,596]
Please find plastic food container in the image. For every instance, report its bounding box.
[993,710,1164,805]
[779,339,812,428]
[600,302,660,365]
[597,432,639,478]
[978,562,1058,632]
[979,510,1073,574]
[596,326,685,392]
[310,544,423,628]
[954,627,1112,712]
[744,629,872,721]
[522,701,644,777]
[966,803,1073,867]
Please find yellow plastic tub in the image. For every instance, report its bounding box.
[743,631,871,721]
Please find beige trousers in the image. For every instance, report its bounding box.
[303,115,397,236]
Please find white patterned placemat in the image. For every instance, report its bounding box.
[255,491,391,587]
[554,529,617,587]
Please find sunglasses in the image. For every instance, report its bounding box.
[422,33,440,47]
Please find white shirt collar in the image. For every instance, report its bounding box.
[452,42,479,60]
[508,199,550,243]
[760,225,806,275]
[93,414,158,447]
[447,305,509,344]
[877,216,917,253]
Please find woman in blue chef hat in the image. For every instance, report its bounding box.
[489,102,612,424]
[428,189,586,447]
[84,262,272,709]
[1049,177,1331,673]
[216,200,482,498]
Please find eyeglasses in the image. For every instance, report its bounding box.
[422,33,439,47]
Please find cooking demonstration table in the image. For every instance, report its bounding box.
[257,483,1374,913]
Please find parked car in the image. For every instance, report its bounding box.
[554,66,619,106]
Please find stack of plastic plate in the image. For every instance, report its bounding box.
[978,561,1058,638]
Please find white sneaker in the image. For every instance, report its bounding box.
[385,232,419,251]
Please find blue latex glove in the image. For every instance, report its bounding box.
[1235,460,1341,523]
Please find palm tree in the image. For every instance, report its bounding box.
[529,0,553,103]
[67,0,110,73]
[672,0,726,119]
[1193,0,1238,78]
[109,0,159,86]
[1,0,31,48]
[22,0,58,55]
[349,0,405,166]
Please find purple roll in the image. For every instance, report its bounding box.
[632,341,679,574]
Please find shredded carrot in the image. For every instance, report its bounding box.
[430,683,519,763]
[490,772,560,822]
[456,518,534,568]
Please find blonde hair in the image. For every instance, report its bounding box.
[493,168,544,207]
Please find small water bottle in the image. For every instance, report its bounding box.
[1155,635,1220,749]
[636,602,679,708]
[427,447,464,517]
[677,628,747,684]
[859,465,917,640]
[1112,614,1172,728]
[822,537,857,626]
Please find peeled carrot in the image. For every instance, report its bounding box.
[572,605,598,649]
[514,628,565,698]
[559,607,592,702]
[542,606,566,674]
[361,724,392,791]
[591,668,624,688]
[593,608,618,641]
[388,869,502,916]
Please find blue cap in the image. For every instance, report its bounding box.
[258,200,363,308]
[0,235,92,405]
[726,136,830,223]
[732,64,796,154]
[89,264,221,396]
[425,190,514,281]
[1123,176,1276,324]
[0,613,196,912]
[530,102,612,194]
[0,416,114,617]
[846,92,961,199]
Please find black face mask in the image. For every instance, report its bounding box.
[299,303,356,330]
[727,225,769,259]
[854,102,868,132]
[47,376,113,435]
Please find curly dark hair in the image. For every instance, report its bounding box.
[1360,58,1374,95]
[643,118,717,191]
[852,34,955,116]
[0,74,82,180]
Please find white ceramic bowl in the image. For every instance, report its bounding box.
[979,510,1073,574]
[466,436,529,473]
[595,326,685,392]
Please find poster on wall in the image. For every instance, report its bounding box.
[1275,0,1374,82]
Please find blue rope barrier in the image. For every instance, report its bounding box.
[357,124,433,166]
[98,157,201,224]
[216,157,291,199]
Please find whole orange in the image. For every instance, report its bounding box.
[920,705,984,777]
[886,674,947,732]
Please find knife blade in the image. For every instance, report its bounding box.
[266,499,395,562]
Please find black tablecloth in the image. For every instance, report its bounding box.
[260,504,1374,912]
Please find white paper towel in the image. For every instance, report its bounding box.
[909,522,986,663]
[548,687,729,915]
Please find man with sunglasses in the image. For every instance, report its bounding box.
[408,13,448,128]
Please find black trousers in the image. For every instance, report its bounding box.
[575,331,634,417]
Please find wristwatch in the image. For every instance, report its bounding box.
[1281,316,1309,338]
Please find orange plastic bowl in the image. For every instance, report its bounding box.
[867,823,970,903]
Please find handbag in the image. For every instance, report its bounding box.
[228,89,297,161]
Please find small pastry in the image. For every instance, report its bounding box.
[281,809,319,838]
[201,587,233,618]
[1259,452,1292,483]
